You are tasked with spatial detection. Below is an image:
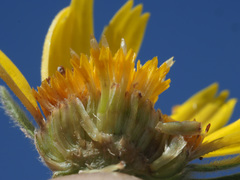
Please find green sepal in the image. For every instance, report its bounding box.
[205,173,240,180]
[189,173,240,180]
[188,155,240,172]
[0,85,35,139]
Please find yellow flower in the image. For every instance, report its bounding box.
[0,0,240,179]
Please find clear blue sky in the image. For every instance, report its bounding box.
[0,0,240,179]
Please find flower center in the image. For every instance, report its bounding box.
[33,39,203,178]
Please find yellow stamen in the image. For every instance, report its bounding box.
[35,43,172,118]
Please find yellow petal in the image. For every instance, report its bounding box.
[192,131,240,159]
[205,145,240,157]
[202,118,240,157]
[204,118,240,143]
[171,83,218,121]
[203,132,240,157]
[191,90,228,124]
[0,51,43,126]
[202,98,237,133]
[41,0,93,81]
[101,0,150,55]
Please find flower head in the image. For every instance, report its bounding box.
[0,0,240,179]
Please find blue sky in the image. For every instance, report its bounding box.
[0,0,240,179]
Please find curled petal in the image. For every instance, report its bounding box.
[101,0,150,55]
[171,83,218,121]
[41,0,94,81]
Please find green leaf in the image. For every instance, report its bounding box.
[0,85,35,138]
[189,155,240,172]
[190,173,240,180]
